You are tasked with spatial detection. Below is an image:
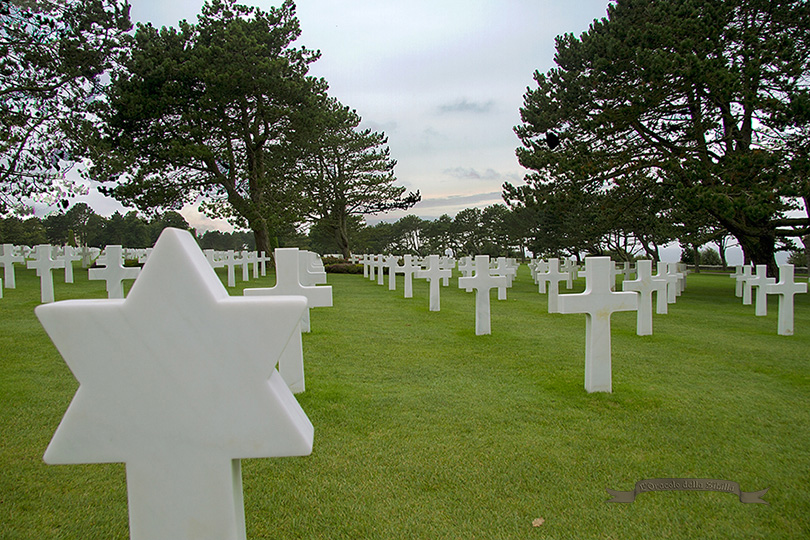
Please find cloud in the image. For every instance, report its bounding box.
[415,191,504,209]
[442,167,502,180]
[437,98,495,114]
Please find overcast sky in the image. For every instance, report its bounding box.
[53,0,612,230]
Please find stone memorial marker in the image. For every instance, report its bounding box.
[491,257,516,300]
[621,260,667,335]
[538,258,567,313]
[299,251,327,287]
[533,259,548,293]
[457,256,474,278]
[60,245,81,284]
[362,254,371,278]
[561,258,578,289]
[88,245,141,299]
[244,248,332,391]
[731,266,744,297]
[0,243,24,289]
[765,264,807,336]
[257,251,270,276]
[400,254,419,298]
[416,254,452,311]
[558,257,639,393]
[27,244,65,303]
[386,255,402,291]
[221,250,240,288]
[35,228,313,540]
[375,254,386,285]
[239,251,251,282]
[440,256,455,286]
[749,265,776,316]
[739,265,755,305]
[458,255,507,335]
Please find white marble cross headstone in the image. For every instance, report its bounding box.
[36,228,313,540]
[457,256,474,278]
[621,260,667,335]
[558,257,639,393]
[0,243,24,289]
[458,255,507,335]
[375,255,386,285]
[561,258,578,289]
[765,264,807,336]
[539,258,567,313]
[88,245,141,299]
[731,265,744,297]
[244,248,332,392]
[415,254,452,311]
[27,244,65,303]
[221,250,240,288]
[440,256,455,286]
[749,265,776,316]
[739,265,755,305]
[60,245,82,284]
[400,255,419,298]
[386,255,402,291]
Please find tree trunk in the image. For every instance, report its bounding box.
[737,232,778,277]
[253,226,272,259]
[692,244,701,273]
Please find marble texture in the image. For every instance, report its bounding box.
[36,228,312,540]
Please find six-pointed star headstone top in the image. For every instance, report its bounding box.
[36,228,313,540]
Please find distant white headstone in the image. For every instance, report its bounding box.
[0,244,24,289]
[458,255,507,335]
[621,260,667,335]
[416,254,452,312]
[749,265,776,317]
[27,244,65,303]
[88,246,141,299]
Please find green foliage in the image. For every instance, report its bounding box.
[0,0,131,213]
[511,0,810,272]
[87,0,326,255]
[302,97,419,258]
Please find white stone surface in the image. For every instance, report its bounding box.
[0,243,24,289]
[416,254,451,311]
[59,245,81,284]
[400,255,419,298]
[27,244,64,303]
[731,266,744,297]
[750,265,776,316]
[740,265,754,305]
[221,250,239,288]
[386,255,402,291]
[538,258,567,313]
[458,255,507,335]
[621,260,667,336]
[765,264,806,335]
[558,257,639,393]
[35,228,312,540]
[88,246,141,299]
[244,248,332,391]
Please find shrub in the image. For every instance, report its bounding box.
[325,263,363,274]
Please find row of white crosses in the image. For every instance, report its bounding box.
[731,264,807,335]
[36,230,327,540]
[361,253,520,331]
[204,249,271,287]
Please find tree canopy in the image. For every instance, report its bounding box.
[300,97,420,258]
[86,0,326,255]
[0,0,131,213]
[508,0,810,274]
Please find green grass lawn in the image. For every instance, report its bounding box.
[1,263,808,539]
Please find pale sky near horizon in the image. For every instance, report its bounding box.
[49,0,615,232]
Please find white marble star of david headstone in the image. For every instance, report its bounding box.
[36,228,313,540]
